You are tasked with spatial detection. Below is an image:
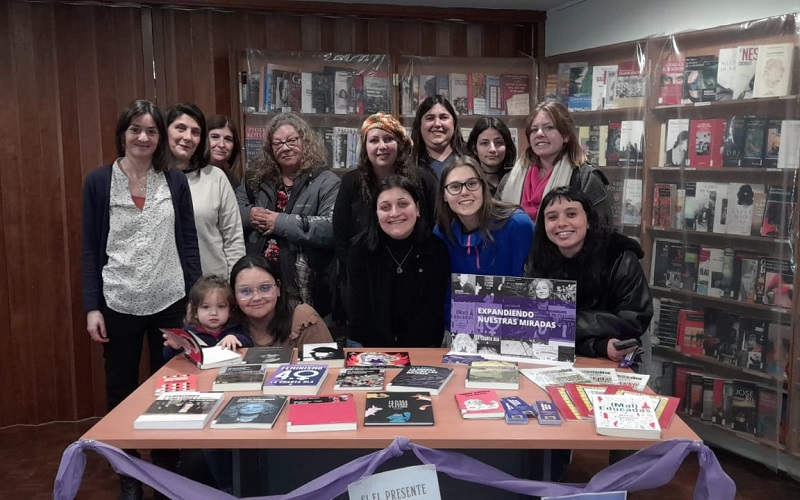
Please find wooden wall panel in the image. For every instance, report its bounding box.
[1,0,541,425]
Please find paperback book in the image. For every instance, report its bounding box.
[160,328,243,370]
[210,395,287,429]
[386,365,454,396]
[333,367,385,391]
[363,392,434,426]
[465,361,519,390]
[241,346,293,367]
[591,393,662,440]
[345,351,411,368]
[286,394,357,433]
[212,364,268,392]
[154,374,197,397]
[134,393,225,430]
[455,389,505,419]
[298,342,345,367]
[262,364,328,395]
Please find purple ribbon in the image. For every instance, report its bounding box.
[54,438,734,500]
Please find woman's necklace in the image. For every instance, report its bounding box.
[120,159,147,193]
[385,244,414,274]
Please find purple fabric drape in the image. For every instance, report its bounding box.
[54,437,735,500]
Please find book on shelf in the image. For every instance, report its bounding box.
[465,361,519,390]
[556,62,587,107]
[210,395,287,429]
[449,72,470,115]
[597,124,608,167]
[567,64,591,111]
[763,119,781,168]
[455,389,505,419]
[755,257,793,307]
[732,45,758,99]
[297,342,345,367]
[590,64,617,110]
[686,373,705,417]
[311,72,334,114]
[705,308,742,365]
[722,116,746,167]
[362,71,391,115]
[755,388,781,442]
[262,364,328,395]
[777,120,800,169]
[500,74,531,115]
[333,367,385,391]
[653,297,682,348]
[160,328,243,370]
[614,61,646,108]
[621,178,642,226]
[732,250,764,302]
[300,71,313,113]
[765,323,792,378]
[619,120,644,166]
[725,183,765,236]
[731,380,758,433]
[605,121,622,166]
[212,364,268,392]
[607,178,623,227]
[363,392,434,426]
[333,69,354,114]
[486,74,502,115]
[683,182,697,230]
[242,69,261,112]
[693,181,722,232]
[351,73,364,115]
[470,73,487,114]
[345,351,411,368]
[154,374,197,397]
[682,244,700,291]
[701,376,716,421]
[543,72,558,104]
[386,365,454,396]
[591,393,661,440]
[649,238,673,288]
[436,74,451,100]
[663,118,689,167]
[672,364,694,412]
[658,58,684,106]
[243,125,266,170]
[286,394,357,433]
[739,317,769,370]
[683,55,718,103]
[688,118,725,168]
[241,346,293,367]
[651,183,675,229]
[760,186,795,239]
[711,186,730,235]
[741,117,766,167]
[716,47,738,101]
[133,393,225,430]
[752,42,794,98]
[676,309,704,355]
[665,239,686,290]
[399,75,415,117]
[749,187,768,236]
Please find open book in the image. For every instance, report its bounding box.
[160,328,243,369]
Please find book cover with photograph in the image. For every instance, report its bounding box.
[683,55,718,102]
[333,367,385,391]
[732,45,758,99]
[210,395,287,429]
[658,58,684,106]
[364,392,434,426]
[134,393,225,430]
[386,365,454,395]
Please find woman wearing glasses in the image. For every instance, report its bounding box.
[497,102,611,224]
[230,254,333,348]
[434,156,533,278]
[236,112,341,317]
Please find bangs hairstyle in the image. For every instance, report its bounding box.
[229,254,299,344]
[250,112,328,188]
[363,175,427,251]
[411,95,467,167]
[357,125,417,205]
[165,103,210,173]
[185,275,235,327]
[114,100,170,172]
[435,156,519,245]
[523,101,586,167]
[207,114,242,169]
[466,116,517,173]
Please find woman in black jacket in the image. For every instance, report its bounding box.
[524,186,652,360]
[346,175,450,347]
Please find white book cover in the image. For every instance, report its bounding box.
[732,45,758,99]
[753,43,794,98]
[301,72,313,113]
[716,47,738,100]
[726,183,765,235]
[621,178,642,226]
[449,73,470,115]
[334,70,352,114]
[576,368,620,385]
[619,120,644,166]
[597,125,608,167]
[712,182,730,234]
[400,75,415,117]
[664,118,690,167]
[591,393,661,440]
[698,247,725,297]
[519,366,589,391]
[591,64,618,110]
[134,393,225,430]
[778,120,800,169]
[694,181,720,232]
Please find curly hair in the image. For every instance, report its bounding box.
[249,112,328,189]
[356,129,418,205]
[435,156,519,245]
[522,101,586,167]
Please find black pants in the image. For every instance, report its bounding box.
[102,298,185,411]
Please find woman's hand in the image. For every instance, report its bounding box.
[250,207,278,234]
[217,334,243,351]
[606,338,638,362]
[87,310,108,343]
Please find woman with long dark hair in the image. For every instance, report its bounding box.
[466,116,517,197]
[410,95,468,179]
[207,114,243,188]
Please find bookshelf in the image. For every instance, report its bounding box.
[542,13,800,474]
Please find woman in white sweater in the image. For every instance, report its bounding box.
[165,103,245,278]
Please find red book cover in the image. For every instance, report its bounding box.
[286,394,357,432]
[154,374,198,396]
[545,385,585,420]
[652,183,674,229]
[455,389,505,419]
[658,59,685,105]
[499,74,530,114]
[688,118,726,168]
[677,309,705,355]
[673,365,692,412]
[564,383,634,418]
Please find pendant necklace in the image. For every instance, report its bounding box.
[121,159,147,193]
[385,244,414,274]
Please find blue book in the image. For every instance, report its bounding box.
[262,364,328,396]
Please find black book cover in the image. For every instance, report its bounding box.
[363,392,434,426]
[731,380,758,434]
[722,116,746,167]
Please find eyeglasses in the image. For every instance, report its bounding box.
[530,125,558,135]
[445,177,483,195]
[236,283,277,300]
[271,136,301,151]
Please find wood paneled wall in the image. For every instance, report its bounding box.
[0,0,543,425]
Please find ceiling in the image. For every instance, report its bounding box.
[292,0,569,11]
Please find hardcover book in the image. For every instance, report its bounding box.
[386,365,454,396]
[262,364,328,396]
[345,351,411,369]
[212,364,268,392]
[752,42,794,98]
[241,346,293,367]
[154,374,197,397]
[591,393,661,440]
[455,389,505,419]
[210,395,287,429]
[298,342,345,367]
[363,392,434,426]
[160,328,243,370]
[134,393,225,430]
[333,367,385,391]
[465,361,519,390]
[286,394,357,433]
[449,274,577,365]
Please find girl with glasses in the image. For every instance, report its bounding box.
[236,113,341,317]
[434,156,533,278]
[497,102,611,224]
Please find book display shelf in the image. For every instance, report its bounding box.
[547,13,800,475]
[539,41,648,237]
[397,55,537,153]
[237,49,394,172]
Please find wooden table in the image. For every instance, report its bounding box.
[81,348,700,495]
